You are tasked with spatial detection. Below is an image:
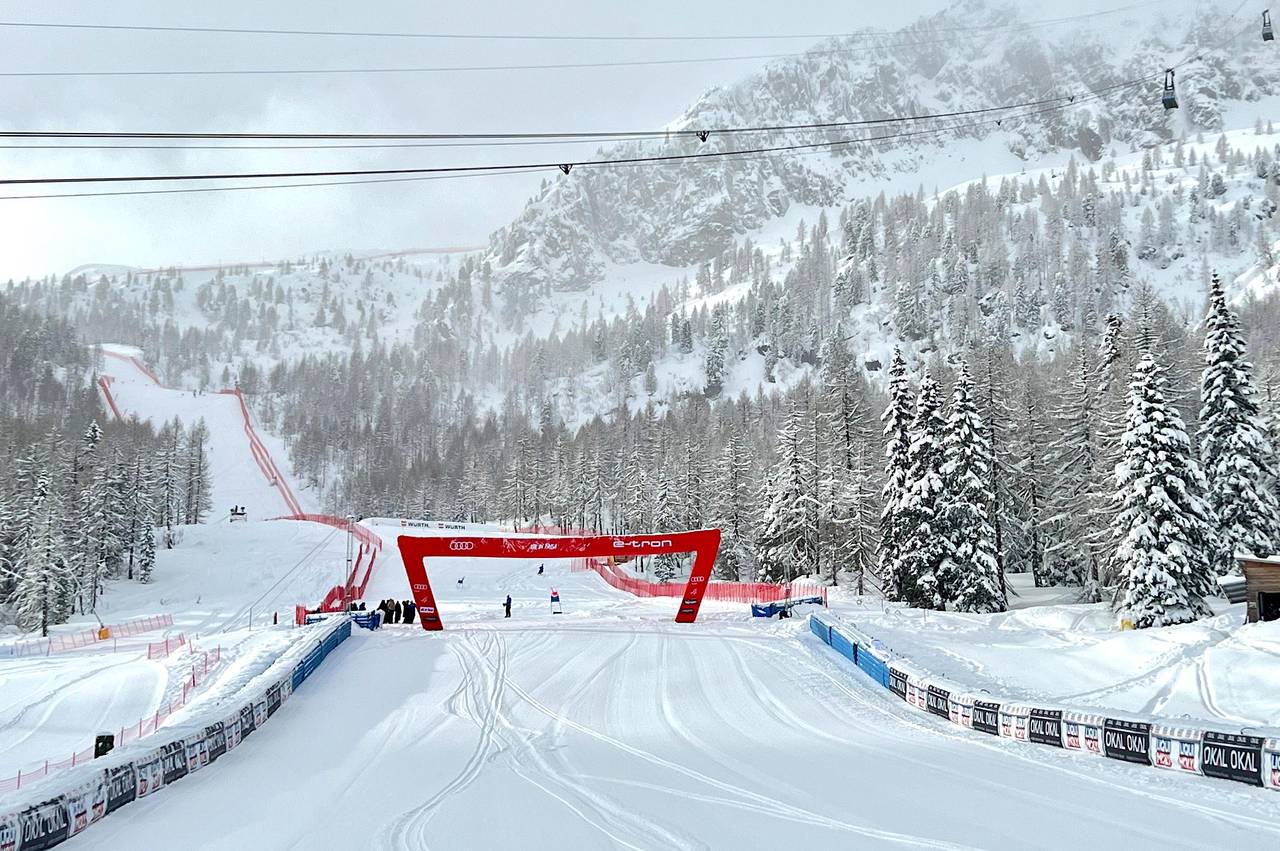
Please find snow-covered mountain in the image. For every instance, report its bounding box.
[485,0,1280,297]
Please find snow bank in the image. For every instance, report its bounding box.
[810,611,1280,793]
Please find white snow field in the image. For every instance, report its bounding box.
[827,597,1280,729]
[75,534,1280,851]
[0,517,352,787]
[96,343,306,518]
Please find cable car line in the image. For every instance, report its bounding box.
[0,8,1207,80]
[0,84,1139,196]
[0,3,1162,44]
[0,65,1173,145]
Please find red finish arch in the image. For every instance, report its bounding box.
[397,529,722,630]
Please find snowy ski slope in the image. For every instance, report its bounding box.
[80,533,1280,850]
[0,348,347,790]
[97,344,305,519]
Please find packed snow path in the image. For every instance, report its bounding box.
[85,552,1280,850]
[97,345,303,518]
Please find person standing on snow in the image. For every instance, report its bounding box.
[504,595,512,618]
[538,564,544,575]
[403,599,416,624]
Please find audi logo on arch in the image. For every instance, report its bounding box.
[413,583,430,591]
[449,541,476,552]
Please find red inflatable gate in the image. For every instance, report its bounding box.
[397,529,722,630]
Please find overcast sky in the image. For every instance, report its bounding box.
[0,0,993,278]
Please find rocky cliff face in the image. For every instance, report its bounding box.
[484,0,1278,294]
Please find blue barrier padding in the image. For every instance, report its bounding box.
[753,602,780,618]
[291,619,352,691]
[809,616,833,644]
[856,647,890,688]
[830,628,857,663]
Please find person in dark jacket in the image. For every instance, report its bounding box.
[504,595,512,618]
[392,600,402,624]
[403,600,416,624]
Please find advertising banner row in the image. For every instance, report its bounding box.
[0,618,352,851]
[809,613,1280,793]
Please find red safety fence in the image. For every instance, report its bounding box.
[99,348,304,517]
[97,375,123,420]
[571,557,828,605]
[527,524,828,605]
[147,633,186,660]
[99,348,167,388]
[282,514,382,551]
[217,387,304,516]
[0,645,222,793]
[8,614,175,658]
[316,539,382,613]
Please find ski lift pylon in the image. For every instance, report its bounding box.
[1264,10,1275,41]
[1161,69,1178,111]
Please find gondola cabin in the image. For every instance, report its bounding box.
[1161,69,1178,110]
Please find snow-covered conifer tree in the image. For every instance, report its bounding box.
[1111,354,1217,628]
[896,375,947,609]
[1199,272,1280,568]
[879,349,914,599]
[939,363,1005,612]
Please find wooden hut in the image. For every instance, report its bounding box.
[1236,558,1280,623]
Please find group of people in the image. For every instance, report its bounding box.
[378,598,417,624]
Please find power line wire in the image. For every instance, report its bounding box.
[0,9,1198,80]
[0,86,1139,198]
[0,86,1129,143]
[0,3,1161,43]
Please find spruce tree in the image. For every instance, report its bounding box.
[896,375,947,609]
[1199,272,1280,568]
[879,349,914,599]
[939,363,1005,612]
[1111,354,1217,628]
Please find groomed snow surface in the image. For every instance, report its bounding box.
[67,522,1280,850]
[0,519,352,790]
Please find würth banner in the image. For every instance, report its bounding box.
[397,529,721,630]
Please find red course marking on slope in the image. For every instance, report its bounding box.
[97,375,123,420]
[98,348,303,516]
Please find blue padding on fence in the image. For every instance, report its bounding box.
[291,619,352,692]
[830,628,857,663]
[351,611,381,630]
[753,602,780,618]
[856,646,890,688]
[810,614,889,688]
[809,616,833,644]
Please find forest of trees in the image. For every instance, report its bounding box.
[0,298,214,634]
[5,131,1280,629]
